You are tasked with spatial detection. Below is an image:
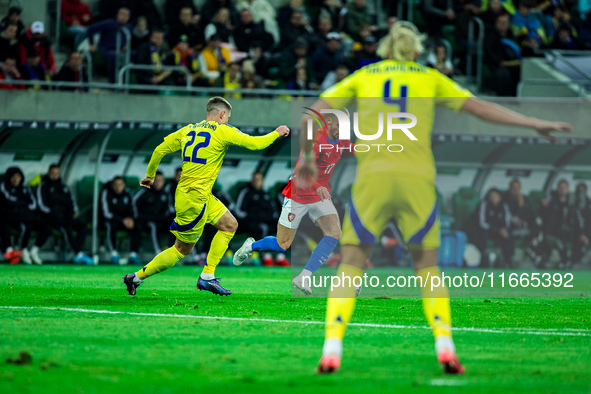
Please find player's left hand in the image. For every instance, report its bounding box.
[140,177,154,189]
[295,161,318,189]
[533,120,572,143]
[316,186,331,201]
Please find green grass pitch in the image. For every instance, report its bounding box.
[0,265,590,393]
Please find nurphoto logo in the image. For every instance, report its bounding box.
[304,107,418,153]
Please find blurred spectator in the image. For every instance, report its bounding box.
[308,16,333,53]
[235,172,278,240]
[167,35,207,86]
[0,7,25,36]
[343,0,374,41]
[426,42,453,77]
[134,0,164,30]
[280,9,311,48]
[61,0,95,49]
[234,7,273,52]
[570,182,591,267]
[131,16,150,51]
[277,0,305,27]
[214,61,242,97]
[286,66,315,90]
[321,63,349,90]
[98,0,133,19]
[278,38,316,86]
[552,25,579,48]
[36,164,94,264]
[311,32,343,84]
[0,24,21,62]
[485,13,521,96]
[19,22,56,76]
[0,57,24,90]
[511,0,547,55]
[248,41,273,78]
[505,179,543,267]
[540,179,572,269]
[351,35,380,70]
[240,59,262,91]
[465,188,514,267]
[236,0,280,44]
[202,0,240,25]
[86,7,131,83]
[101,176,141,264]
[455,0,483,43]
[132,171,174,255]
[53,51,87,91]
[423,0,456,37]
[165,0,198,27]
[21,48,50,88]
[198,34,232,83]
[481,0,507,29]
[375,16,398,40]
[204,7,235,44]
[168,7,205,48]
[135,29,171,86]
[0,167,49,265]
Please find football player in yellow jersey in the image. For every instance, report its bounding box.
[296,22,572,374]
[123,97,290,296]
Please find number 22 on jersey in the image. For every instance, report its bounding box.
[183,130,211,164]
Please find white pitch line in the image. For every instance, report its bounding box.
[1,306,590,337]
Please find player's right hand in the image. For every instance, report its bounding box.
[140,177,154,189]
[276,125,290,137]
[316,186,331,201]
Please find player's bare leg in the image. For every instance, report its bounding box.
[318,244,371,374]
[413,248,464,374]
[293,214,341,295]
[123,238,193,296]
[197,210,237,296]
[233,223,296,266]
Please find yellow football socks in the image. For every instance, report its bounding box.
[325,264,364,340]
[416,266,452,338]
[202,230,235,276]
[136,245,185,280]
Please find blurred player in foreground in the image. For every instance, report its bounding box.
[123,96,290,296]
[233,112,354,294]
[297,21,572,375]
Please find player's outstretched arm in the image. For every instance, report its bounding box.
[461,97,573,142]
[238,125,290,150]
[141,141,176,189]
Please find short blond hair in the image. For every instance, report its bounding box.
[377,21,424,61]
[206,96,232,115]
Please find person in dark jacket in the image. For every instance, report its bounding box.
[36,164,94,264]
[0,23,20,63]
[505,178,543,267]
[234,171,277,240]
[0,7,25,36]
[540,179,573,269]
[311,32,343,84]
[134,29,171,86]
[569,182,591,267]
[466,188,514,267]
[101,176,142,264]
[132,171,174,255]
[21,47,50,87]
[53,51,88,91]
[0,167,50,264]
[484,14,521,96]
[233,8,272,52]
[86,7,131,82]
[167,6,205,48]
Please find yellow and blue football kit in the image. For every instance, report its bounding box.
[321,60,472,250]
[135,121,280,282]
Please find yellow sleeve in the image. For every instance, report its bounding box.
[433,71,473,112]
[146,128,184,177]
[221,124,280,150]
[320,69,360,109]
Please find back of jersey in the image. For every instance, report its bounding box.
[165,120,234,201]
[321,60,472,182]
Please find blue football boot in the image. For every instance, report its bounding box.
[196,277,232,296]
